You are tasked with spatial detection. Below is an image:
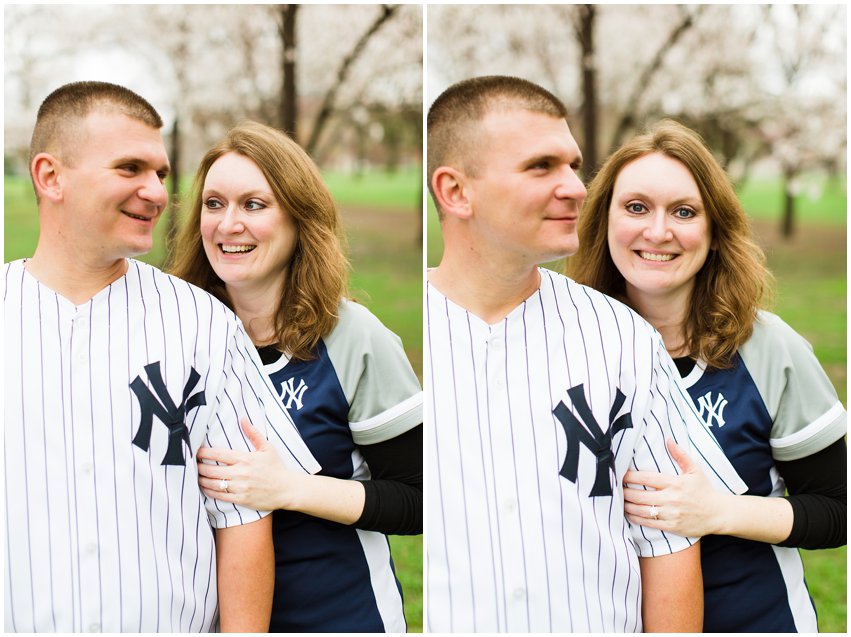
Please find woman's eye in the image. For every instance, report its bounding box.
[674,207,695,219]
[627,202,645,214]
[245,200,266,211]
[204,198,223,210]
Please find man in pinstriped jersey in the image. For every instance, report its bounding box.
[3,81,319,632]
[425,76,747,632]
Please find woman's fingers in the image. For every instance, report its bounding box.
[666,439,697,473]
[196,445,247,465]
[240,418,270,451]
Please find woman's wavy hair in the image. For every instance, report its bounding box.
[567,119,772,369]
[169,120,348,361]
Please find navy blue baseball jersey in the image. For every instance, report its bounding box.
[679,311,846,632]
[261,299,422,632]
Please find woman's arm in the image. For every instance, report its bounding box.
[623,438,845,544]
[355,425,422,534]
[776,437,846,549]
[197,421,422,533]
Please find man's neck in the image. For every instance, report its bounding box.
[26,245,129,306]
[428,253,541,325]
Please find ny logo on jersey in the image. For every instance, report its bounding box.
[279,377,308,411]
[553,384,633,497]
[696,391,728,428]
[130,361,207,466]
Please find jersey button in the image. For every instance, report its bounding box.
[88,622,100,632]
[504,498,517,512]
[85,542,97,555]
[513,587,526,600]
[80,462,93,475]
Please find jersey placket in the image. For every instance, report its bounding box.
[483,320,530,631]
[68,302,104,632]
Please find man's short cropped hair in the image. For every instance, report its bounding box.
[29,81,163,170]
[427,76,568,214]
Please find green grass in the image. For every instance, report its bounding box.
[802,546,847,633]
[738,175,847,224]
[323,167,421,211]
[391,535,423,631]
[4,171,424,632]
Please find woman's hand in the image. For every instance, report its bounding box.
[623,438,731,537]
[197,419,306,512]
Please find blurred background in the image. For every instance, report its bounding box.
[427,4,846,632]
[4,3,423,631]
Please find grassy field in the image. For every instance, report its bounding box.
[4,170,425,632]
[428,179,847,632]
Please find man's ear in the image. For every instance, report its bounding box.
[31,152,64,202]
[432,166,473,220]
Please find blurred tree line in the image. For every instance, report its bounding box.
[4,4,423,246]
[429,4,846,238]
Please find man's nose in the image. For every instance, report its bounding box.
[555,167,587,201]
[138,172,168,211]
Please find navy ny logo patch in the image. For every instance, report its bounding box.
[553,384,633,497]
[130,361,206,466]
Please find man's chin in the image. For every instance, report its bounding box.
[122,242,154,260]
[539,243,579,265]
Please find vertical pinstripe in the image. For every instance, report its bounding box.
[426,268,745,633]
[4,259,319,632]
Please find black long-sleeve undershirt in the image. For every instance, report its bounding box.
[775,437,846,549]
[355,424,423,535]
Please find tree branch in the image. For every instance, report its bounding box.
[305,4,399,155]
[610,5,706,149]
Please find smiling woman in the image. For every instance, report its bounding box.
[169,120,423,633]
[606,152,712,355]
[568,119,846,633]
[199,152,299,317]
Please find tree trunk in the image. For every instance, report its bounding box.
[781,167,796,238]
[577,5,598,177]
[165,117,181,267]
[279,5,298,140]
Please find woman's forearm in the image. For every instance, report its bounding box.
[712,492,794,544]
[280,472,366,525]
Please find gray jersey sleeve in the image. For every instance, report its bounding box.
[740,311,846,461]
[324,299,423,445]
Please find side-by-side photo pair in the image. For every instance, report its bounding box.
[4,3,846,634]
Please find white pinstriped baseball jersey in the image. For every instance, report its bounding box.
[3,258,320,632]
[426,268,745,633]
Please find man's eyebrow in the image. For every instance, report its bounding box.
[113,156,171,174]
[521,152,583,168]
